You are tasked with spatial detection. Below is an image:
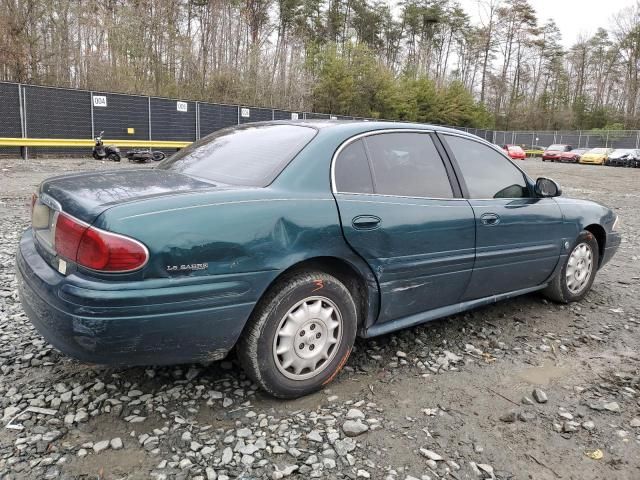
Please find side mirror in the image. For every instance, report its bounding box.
[535,177,562,197]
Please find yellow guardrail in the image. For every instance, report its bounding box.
[0,137,191,149]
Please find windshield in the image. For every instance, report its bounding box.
[508,145,524,152]
[589,148,608,154]
[158,124,317,186]
[546,144,567,151]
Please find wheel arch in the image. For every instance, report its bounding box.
[249,256,379,333]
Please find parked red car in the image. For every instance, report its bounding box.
[542,144,572,161]
[558,148,588,163]
[502,144,526,160]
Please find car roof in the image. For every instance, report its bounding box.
[258,119,475,136]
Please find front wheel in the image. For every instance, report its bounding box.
[108,153,121,162]
[237,271,357,398]
[543,231,599,303]
[152,151,166,161]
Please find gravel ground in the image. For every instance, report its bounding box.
[0,157,638,480]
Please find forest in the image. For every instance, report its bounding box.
[1,0,639,130]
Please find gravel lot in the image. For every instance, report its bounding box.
[0,157,638,480]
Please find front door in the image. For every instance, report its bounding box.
[332,131,476,323]
[440,133,564,300]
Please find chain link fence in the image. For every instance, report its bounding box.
[495,130,640,149]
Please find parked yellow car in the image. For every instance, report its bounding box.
[579,147,614,165]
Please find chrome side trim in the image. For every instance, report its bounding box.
[39,192,62,212]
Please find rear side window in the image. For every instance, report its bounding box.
[443,135,529,199]
[158,124,316,186]
[334,140,374,194]
[364,133,453,198]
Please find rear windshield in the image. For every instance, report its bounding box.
[158,124,317,186]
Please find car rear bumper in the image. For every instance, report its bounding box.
[16,229,266,366]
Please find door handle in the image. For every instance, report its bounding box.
[352,215,381,230]
[480,213,501,226]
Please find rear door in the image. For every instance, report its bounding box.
[332,131,476,324]
[440,133,564,300]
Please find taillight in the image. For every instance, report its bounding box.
[30,193,38,214]
[55,213,88,261]
[54,213,148,272]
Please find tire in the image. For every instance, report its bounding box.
[543,230,599,303]
[108,153,121,162]
[152,151,166,161]
[237,271,358,398]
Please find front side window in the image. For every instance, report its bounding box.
[158,124,316,186]
[443,135,529,199]
[364,133,454,198]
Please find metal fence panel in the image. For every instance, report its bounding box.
[93,92,149,140]
[493,131,508,146]
[554,133,579,147]
[239,107,272,124]
[0,82,22,155]
[535,132,556,148]
[150,97,196,141]
[199,103,238,137]
[305,112,331,120]
[24,85,92,155]
[511,132,532,146]
[605,131,638,148]
[273,109,302,120]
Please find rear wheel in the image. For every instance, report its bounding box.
[543,231,599,303]
[108,153,121,162]
[152,151,166,161]
[237,271,357,398]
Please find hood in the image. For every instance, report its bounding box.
[609,152,630,159]
[40,169,220,223]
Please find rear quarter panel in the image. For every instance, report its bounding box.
[91,125,384,326]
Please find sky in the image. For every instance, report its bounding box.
[459,0,636,47]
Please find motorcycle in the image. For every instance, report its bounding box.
[125,149,166,163]
[92,131,121,161]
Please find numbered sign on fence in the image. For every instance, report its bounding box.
[241,108,250,118]
[291,113,299,120]
[177,101,188,112]
[92,95,107,108]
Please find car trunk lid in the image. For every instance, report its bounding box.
[32,169,218,270]
[39,169,215,223]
